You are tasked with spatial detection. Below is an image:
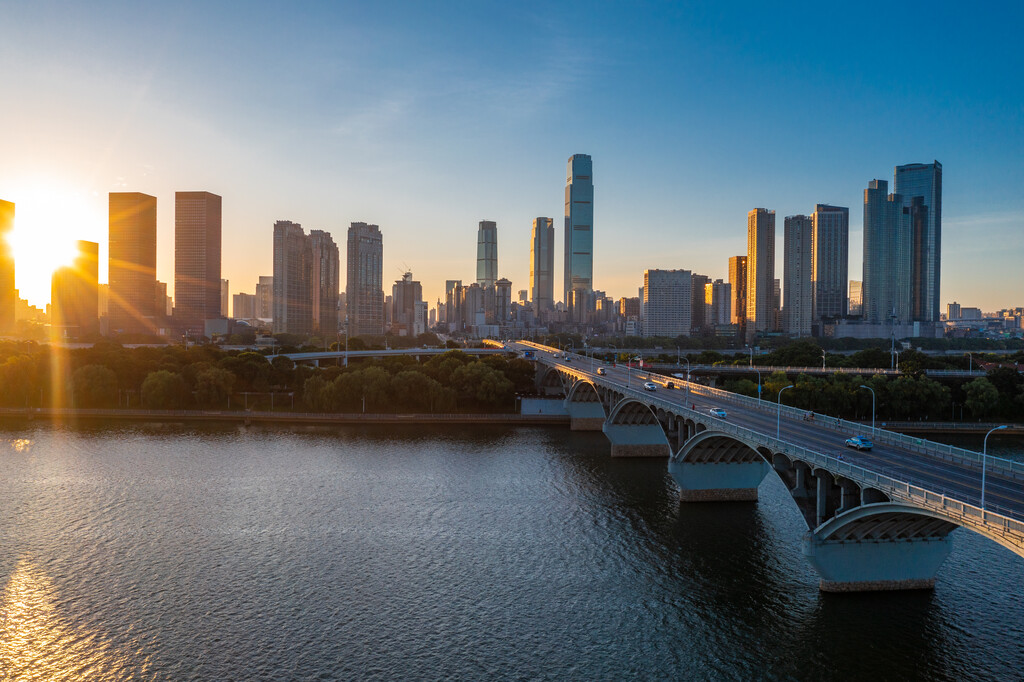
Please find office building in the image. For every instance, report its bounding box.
[783,215,813,336]
[564,154,594,316]
[894,161,942,322]
[530,217,554,315]
[310,229,340,334]
[50,240,99,338]
[174,191,222,333]
[745,209,776,342]
[690,273,710,335]
[862,179,912,325]
[476,220,497,288]
[728,256,747,328]
[109,192,158,335]
[392,271,423,337]
[494,278,512,323]
[706,279,732,327]
[346,222,384,337]
[643,269,691,337]
[256,276,273,319]
[811,204,849,322]
[273,220,312,335]
[0,200,14,334]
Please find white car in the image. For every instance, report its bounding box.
[643,382,658,392]
[709,408,727,418]
[596,367,607,376]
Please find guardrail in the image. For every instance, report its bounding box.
[542,356,1024,547]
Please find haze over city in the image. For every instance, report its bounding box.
[1,1,1021,312]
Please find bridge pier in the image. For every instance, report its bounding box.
[565,402,605,431]
[669,459,770,502]
[602,422,670,457]
[803,534,952,592]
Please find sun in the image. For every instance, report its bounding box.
[5,184,106,308]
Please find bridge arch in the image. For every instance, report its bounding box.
[536,366,567,396]
[815,503,958,543]
[607,398,660,426]
[566,379,602,405]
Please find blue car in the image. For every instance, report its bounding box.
[845,436,873,451]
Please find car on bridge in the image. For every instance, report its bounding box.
[845,436,873,451]
[709,408,727,418]
[596,367,607,375]
[643,382,658,391]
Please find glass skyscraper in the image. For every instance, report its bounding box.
[563,154,593,313]
[476,220,497,288]
[862,179,912,325]
[530,217,554,315]
[811,204,849,321]
[783,215,813,336]
[894,161,942,322]
[745,209,775,342]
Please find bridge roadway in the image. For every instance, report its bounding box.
[512,341,1024,592]
[271,347,506,364]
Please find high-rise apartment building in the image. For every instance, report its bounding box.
[530,217,554,315]
[564,154,594,316]
[894,161,942,322]
[346,222,384,337]
[862,180,912,325]
[690,273,710,335]
[233,292,256,319]
[706,279,732,327]
[811,204,849,322]
[256,276,273,319]
[273,220,312,335]
[391,271,423,337]
[494,278,512,324]
[174,191,222,333]
[643,269,691,337]
[745,209,775,342]
[728,256,747,328]
[0,200,15,334]
[310,229,340,334]
[476,220,497,288]
[51,240,99,338]
[109,192,158,335]
[220,279,229,319]
[783,215,813,336]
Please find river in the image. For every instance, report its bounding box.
[0,423,1022,680]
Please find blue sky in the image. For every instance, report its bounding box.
[1,1,1021,312]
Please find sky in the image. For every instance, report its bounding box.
[1,0,1022,313]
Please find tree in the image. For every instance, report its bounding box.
[141,370,189,409]
[0,355,36,407]
[964,377,999,419]
[194,367,236,407]
[302,375,334,412]
[450,362,514,408]
[71,364,118,407]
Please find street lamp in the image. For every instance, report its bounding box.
[776,384,794,438]
[966,351,973,373]
[821,349,827,369]
[754,368,762,401]
[748,346,753,367]
[981,425,1008,510]
[859,384,876,435]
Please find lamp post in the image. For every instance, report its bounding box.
[748,346,753,367]
[821,349,826,369]
[754,368,762,401]
[981,425,1008,510]
[859,384,876,436]
[967,351,973,373]
[776,384,794,438]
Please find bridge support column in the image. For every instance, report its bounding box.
[802,534,952,592]
[564,402,606,431]
[602,423,670,458]
[815,472,829,526]
[668,460,770,502]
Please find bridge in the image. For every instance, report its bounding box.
[513,341,1024,593]
[269,347,507,365]
[643,363,986,379]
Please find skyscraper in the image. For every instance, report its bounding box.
[862,179,912,325]
[391,271,423,337]
[109,192,157,335]
[220,279,229,319]
[174,191,222,333]
[894,161,942,322]
[346,222,384,337]
[745,209,775,342]
[494,278,512,324]
[783,215,813,336]
[706,280,732,327]
[643,269,692,337]
[530,217,554,315]
[690,273,710,335]
[51,240,99,338]
[272,220,312,335]
[848,281,863,316]
[728,255,747,328]
[256,276,273,319]
[0,200,14,334]
[564,154,593,316]
[811,204,849,322]
[310,229,340,335]
[476,220,497,288]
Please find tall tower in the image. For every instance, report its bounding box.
[174,191,222,333]
[310,229,340,334]
[530,217,554,315]
[783,215,813,336]
[728,255,747,328]
[894,161,942,322]
[811,204,849,322]
[564,154,593,315]
[745,208,775,343]
[346,222,384,337]
[109,192,157,335]
[51,240,99,338]
[862,179,912,325]
[476,220,497,288]
[0,200,14,334]
[272,220,312,335]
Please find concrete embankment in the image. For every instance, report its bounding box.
[0,408,570,426]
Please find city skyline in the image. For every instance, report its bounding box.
[1,3,1021,312]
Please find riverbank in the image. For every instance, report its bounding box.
[0,407,569,426]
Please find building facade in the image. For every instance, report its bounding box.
[530,217,554,316]
[476,220,498,288]
[391,271,423,337]
[745,209,776,342]
[643,269,691,338]
[51,240,99,338]
[272,220,312,335]
[783,214,813,336]
[109,192,158,335]
[346,222,384,337]
[564,154,593,316]
[0,200,14,334]
[309,229,340,335]
[862,179,912,325]
[894,161,942,323]
[256,276,273,320]
[174,191,222,333]
[811,204,849,322]
[728,255,747,328]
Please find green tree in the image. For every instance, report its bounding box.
[450,362,514,408]
[302,375,335,412]
[0,355,37,407]
[141,370,189,409]
[194,367,236,407]
[964,377,999,419]
[71,364,118,407]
